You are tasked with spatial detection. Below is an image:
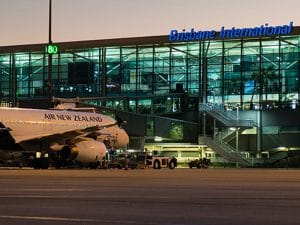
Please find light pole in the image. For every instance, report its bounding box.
[47,0,53,97]
[49,0,52,44]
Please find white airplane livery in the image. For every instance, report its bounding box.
[0,107,129,169]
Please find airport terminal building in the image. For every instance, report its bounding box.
[0,22,300,166]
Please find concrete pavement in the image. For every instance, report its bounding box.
[0,168,300,225]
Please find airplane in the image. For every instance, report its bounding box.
[0,106,129,169]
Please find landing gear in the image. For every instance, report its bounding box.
[32,157,49,169]
[32,151,49,169]
[51,149,70,169]
[89,162,100,169]
[53,160,62,169]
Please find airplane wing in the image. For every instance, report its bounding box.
[0,123,18,150]
[18,122,118,146]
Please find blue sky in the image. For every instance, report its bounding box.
[0,0,298,46]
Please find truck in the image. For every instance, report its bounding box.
[146,155,177,169]
[108,151,177,169]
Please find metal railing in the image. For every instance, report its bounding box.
[200,103,291,166]
[214,132,253,166]
[266,151,288,164]
[199,103,255,127]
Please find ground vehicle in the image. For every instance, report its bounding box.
[108,152,146,169]
[188,158,209,169]
[108,151,177,169]
[146,156,177,169]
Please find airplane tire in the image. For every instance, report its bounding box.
[153,160,161,169]
[40,158,49,169]
[32,158,49,169]
[89,162,99,169]
[32,158,41,169]
[54,161,62,169]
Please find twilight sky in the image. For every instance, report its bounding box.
[0,0,298,46]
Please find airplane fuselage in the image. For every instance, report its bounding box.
[0,107,129,148]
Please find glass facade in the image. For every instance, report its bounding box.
[0,34,299,112]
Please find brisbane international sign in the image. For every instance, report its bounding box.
[169,21,294,42]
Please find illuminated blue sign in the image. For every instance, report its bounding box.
[169,21,293,42]
[244,80,255,94]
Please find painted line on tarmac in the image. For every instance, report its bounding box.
[0,215,187,225]
[0,215,95,222]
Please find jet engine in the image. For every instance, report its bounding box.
[71,140,106,163]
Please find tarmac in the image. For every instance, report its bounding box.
[0,168,300,225]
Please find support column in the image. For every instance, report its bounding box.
[203,112,206,145]
[236,128,240,168]
[10,53,17,107]
[256,110,262,158]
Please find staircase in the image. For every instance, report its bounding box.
[205,136,253,166]
[199,103,257,166]
[199,103,293,166]
[266,151,289,164]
